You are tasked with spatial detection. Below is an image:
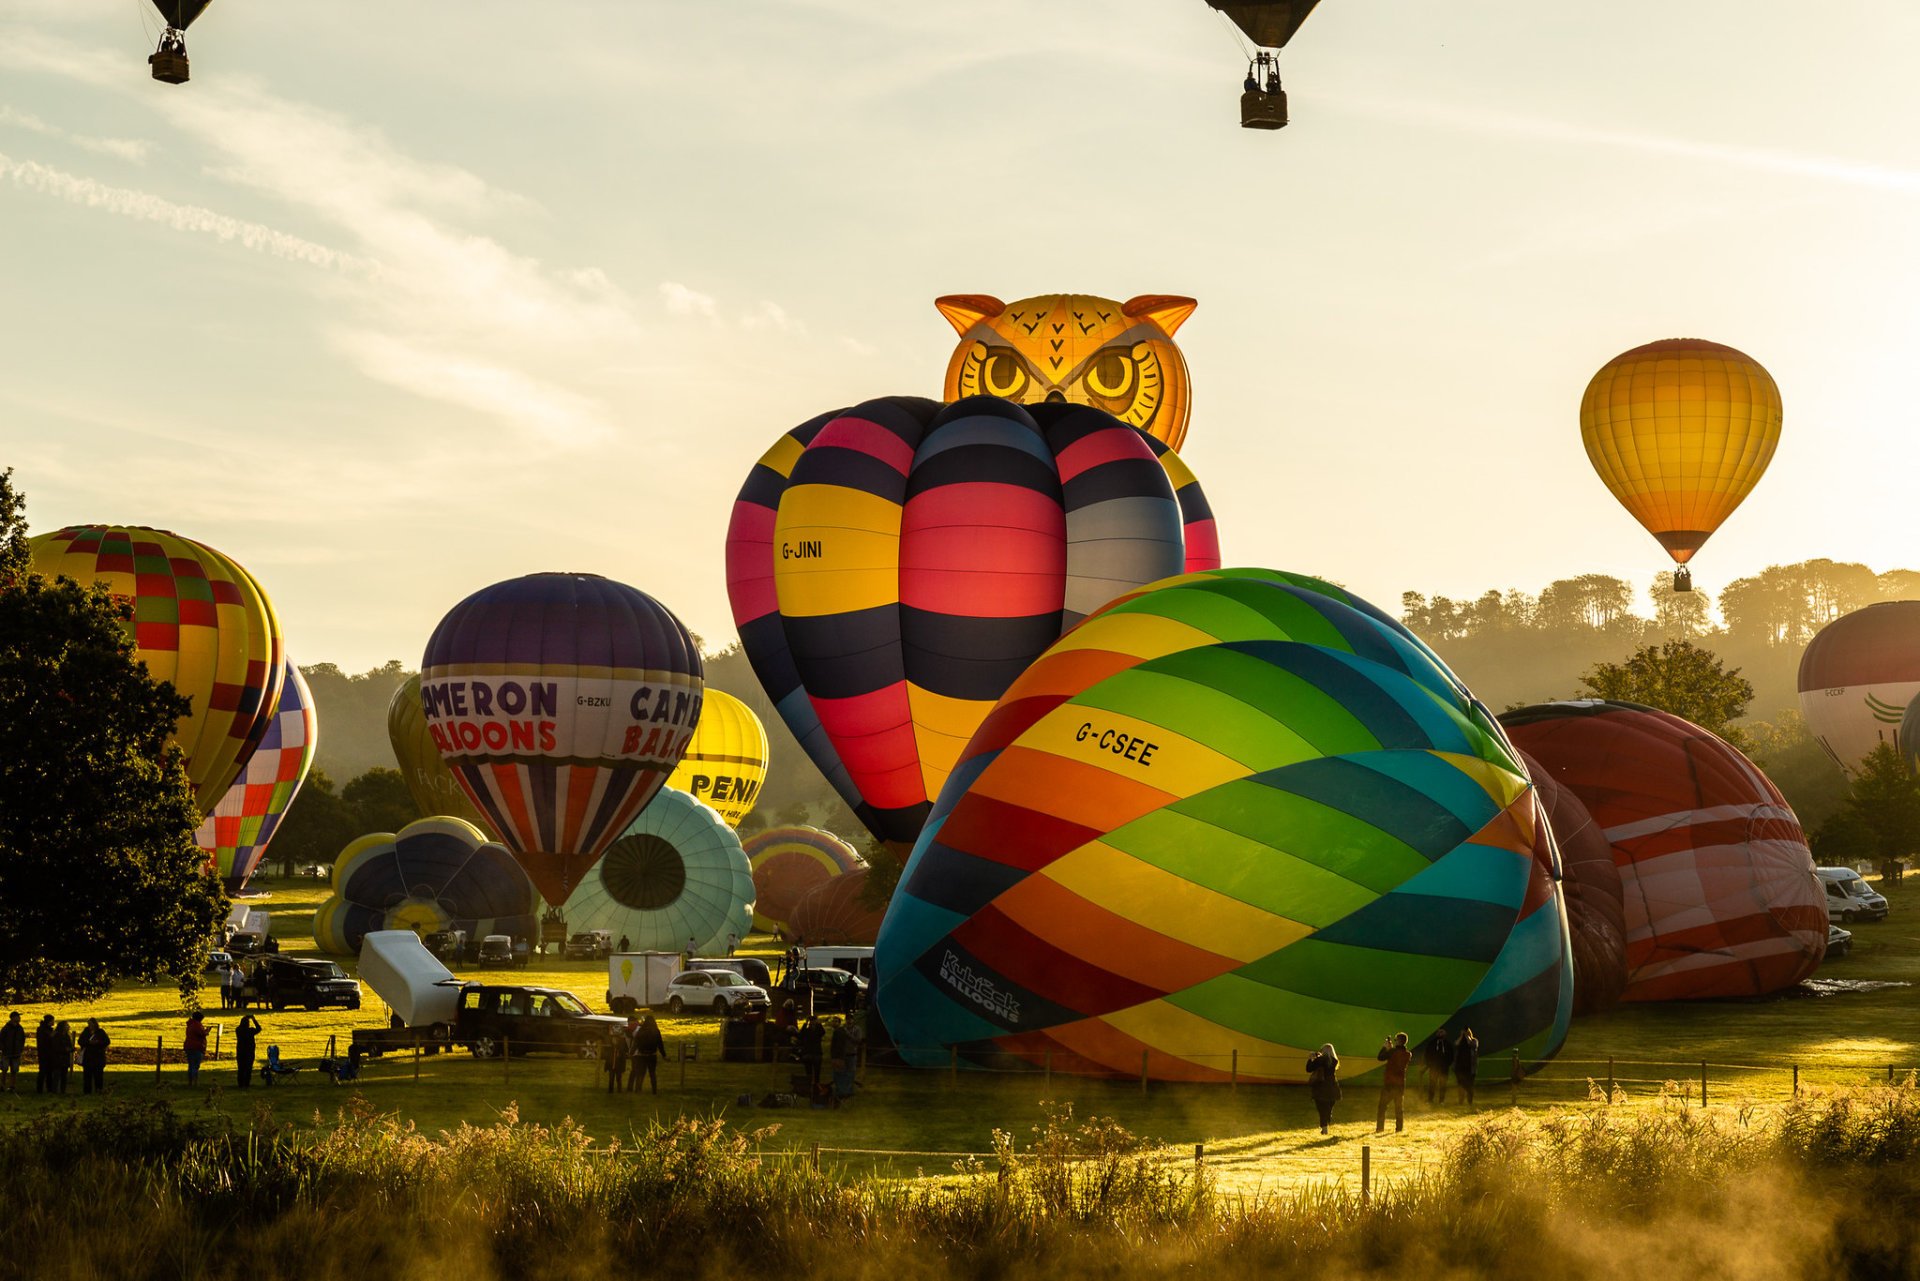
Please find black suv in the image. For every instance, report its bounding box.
[251,957,362,1012]
[454,985,627,1058]
[774,966,867,1014]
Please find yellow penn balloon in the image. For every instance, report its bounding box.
[1580,338,1781,567]
[665,689,770,828]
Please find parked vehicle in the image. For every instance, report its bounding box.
[563,930,613,961]
[774,965,867,1014]
[1826,923,1854,960]
[665,969,769,1016]
[477,934,516,967]
[423,929,468,962]
[203,950,235,975]
[686,956,774,988]
[1818,867,1889,923]
[250,956,361,1012]
[803,946,873,981]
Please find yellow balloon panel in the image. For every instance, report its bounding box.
[1579,338,1781,563]
[937,293,1198,451]
[665,689,771,828]
[29,525,283,814]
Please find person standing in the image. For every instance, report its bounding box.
[0,1012,25,1093]
[1421,1028,1454,1105]
[628,1014,665,1095]
[225,963,245,1012]
[1305,1043,1342,1135]
[796,1015,825,1098]
[50,1020,74,1094]
[1453,1027,1481,1107]
[727,933,738,958]
[828,1017,857,1105]
[78,1019,109,1095]
[1375,1032,1412,1133]
[182,1013,208,1086]
[603,1025,629,1094]
[686,936,698,965]
[33,1014,54,1094]
[234,1014,261,1089]
[617,934,631,954]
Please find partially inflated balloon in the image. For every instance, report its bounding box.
[1904,692,1920,777]
[726,395,1222,850]
[420,573,703,905]
[313,817,538,956]
[1522,751,1628,1015]
[387,674,493,832]
[876,568,1551,1083]
[787,867,888,947]
[559,789,754,955]
[1503,701,1825,1001]
[195,659,316,893]
[1797,602,1920,775]
[1449,802,1572,1068]
[30,525,284,813]
[664,689,769,828]
[742,826,866,935]
[1581,339,1780,579]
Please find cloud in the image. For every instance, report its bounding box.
[0,104,149,161]
[660,281,719,321]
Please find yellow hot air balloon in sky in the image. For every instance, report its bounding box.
[1579,339,1781,592]
[30,525,283,813]
[665,688,770,828]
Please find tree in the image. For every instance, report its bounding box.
[265,770,358,878]
[0,471,226,1002]
[341,767,419,834]
[1649,571,1712,638]
[1579,639,1754,742]
[1825,744,1920,872]
[1537,575,1635,632]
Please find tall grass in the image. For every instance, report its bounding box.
[7,1088,1920,1279]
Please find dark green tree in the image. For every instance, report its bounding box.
[1579,639,1754,743]
[1827,743,1920,873]
[341,767,420,834]
[264,769,358,877]
[0,471,226,1002]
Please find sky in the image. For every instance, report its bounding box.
[2,0,1917,672]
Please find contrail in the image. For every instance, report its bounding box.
[0,150,369,272]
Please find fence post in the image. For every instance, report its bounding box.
[1793,1063,1800,1097]
[1231,1048,1238,1093]
[503,1037,511,1084]
[1195,1142,1205,1170]
[1606,1056,1614,1101]
[414,1037,422,1082]
[679,1041,688,1089]
[213,1023,221,1062]
[1043,1050,1051,1094]
[155,1035,163,1087]
[810,1142,821,1172]
[755,1020,765,1064]
[1361,1143,1371,1208]
[1700,1061,1708,1107]
[1510,1051,1520,1105]
[1141,1049,1149,1097]
[1890,1064,1897,1085]
[949,1045,958,1086]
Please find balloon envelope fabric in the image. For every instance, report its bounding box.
[787,867,889,947]
[313,817,538,956]
[558,788,754,955]
[743,825,866,934]
[1522,751,1629,1015]
[1796,601,1920,776]
[30,525,284,814]
[664,689,770,828]
[196,658,317,893]
[420,572,703,906]
[875,568,1544,1084]
[725,395,1222,850]
[388,674,494,833]
[1502,701,1826,1001]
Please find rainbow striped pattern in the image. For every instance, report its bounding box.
[742,825,866,935]
[195,658,317,892]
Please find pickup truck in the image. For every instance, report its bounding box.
[352,983,627,1059]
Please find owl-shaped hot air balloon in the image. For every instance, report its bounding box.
[388,674,494,833]
[1581,339,1781,593]
[875,569,1562,1083]
[29,525,283,813]
[664,689,770,828]
[937,294,1197,450]
[725,395,1221,852]
[195,658,317,893]
[420,573,703,906]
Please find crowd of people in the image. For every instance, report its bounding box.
[1303,1027,1484,1137]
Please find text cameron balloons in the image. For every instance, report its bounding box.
[875,569,1549,1084]
[725,394,1222,851]
[420,573,703,906]
[30,525,284,814]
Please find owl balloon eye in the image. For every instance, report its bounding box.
[982,349,1030,399]
[1082,351,1137,399]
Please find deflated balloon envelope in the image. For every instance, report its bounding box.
[313,817,538,956]
[742,826,866,936]
[725,395,1220,852]
[196,658,317,894]
[559,788,754,955]
[1521,750,1628,1016]
[1502,700,1825,1002]
[875,568,1562,1083]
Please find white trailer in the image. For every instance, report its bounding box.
[358,929,466,1029]
[607,951,680,1011]
[804,945,874,981]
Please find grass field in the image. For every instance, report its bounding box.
[5,872,1918,1193]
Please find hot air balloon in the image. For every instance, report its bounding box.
[787,867,888,947]
[558,789,754,956]
[1903,692,1920,777]
[312,817,538,956]
[936,294,1198,450]
[1503,701,1826,1002]
[1580,339,1781,593]
[875,568,1553,1084]
[742,826,866,935]
[147,0,212,83]
[664,689,770,828]
[725,395,1222,852]
[1448,803,1573,1069]
[1522,751,1629,1015]
[1797,601,1920,775]
[420,573,703,906]
[1203,2,1323,128]
[195,658,316,894]
[30,525,284,814]
[388,674,494,833]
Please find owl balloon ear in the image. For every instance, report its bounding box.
[1123,295,1198,336]
[935,294,1006,336]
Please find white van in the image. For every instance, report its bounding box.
[1817,867,1888,923]
[804,945,874,981]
